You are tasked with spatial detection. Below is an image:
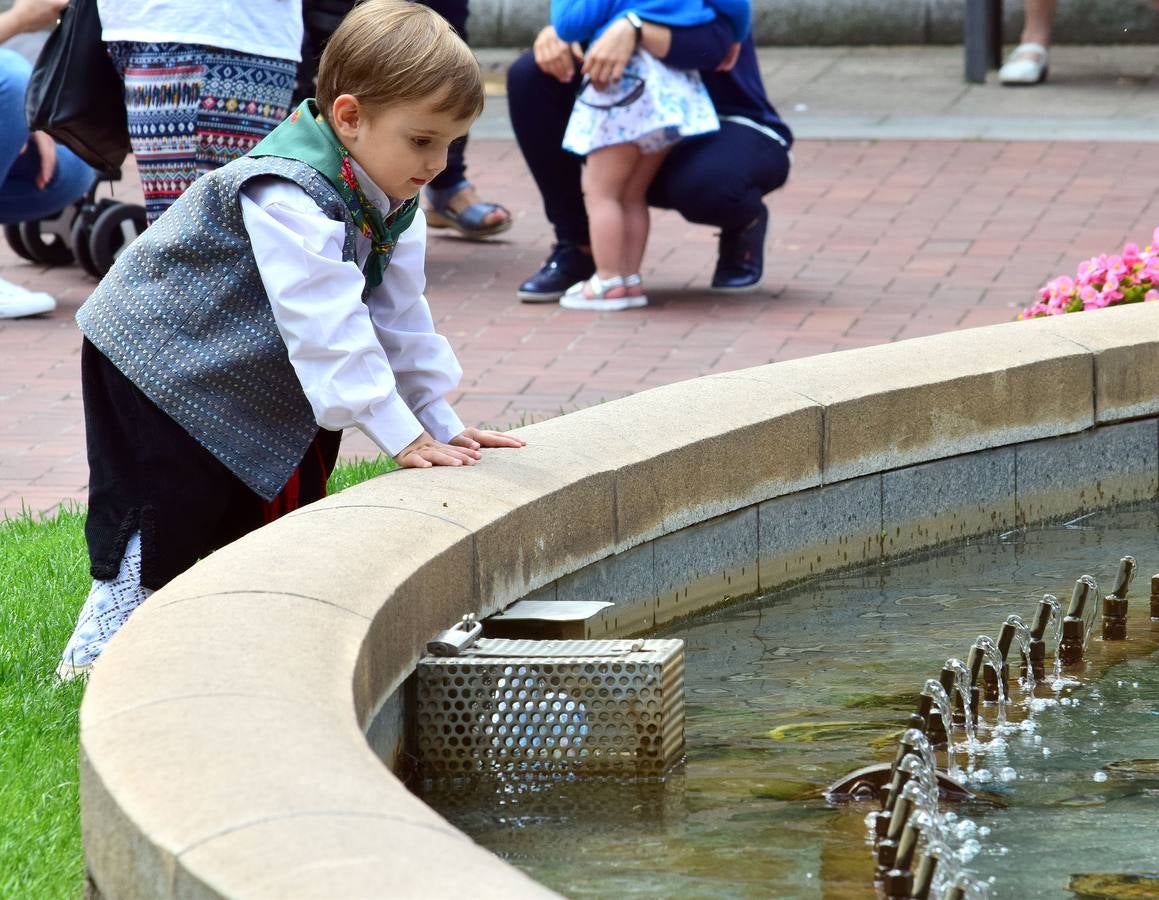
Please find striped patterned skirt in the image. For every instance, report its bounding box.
[108,42,296,223]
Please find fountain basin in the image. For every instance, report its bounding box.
[78,304,1159,898]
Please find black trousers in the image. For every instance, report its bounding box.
[82,340,341,590]
[506,51,792,247]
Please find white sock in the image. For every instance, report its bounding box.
[59,532,154,670]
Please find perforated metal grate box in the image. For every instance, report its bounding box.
[415,638,685,778]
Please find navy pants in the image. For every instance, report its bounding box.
[506,51,792,247]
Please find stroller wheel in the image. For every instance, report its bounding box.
[3,223,36,262]
[16,206,79,266]
[89,203,147,276]
[70,207,102,278]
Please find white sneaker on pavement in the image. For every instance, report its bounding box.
[0,277,57,319]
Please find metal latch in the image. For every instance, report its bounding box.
[426,613,483,657]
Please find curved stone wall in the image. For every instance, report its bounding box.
[80,304,1159,898]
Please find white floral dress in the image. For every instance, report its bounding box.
[563,48,719,156]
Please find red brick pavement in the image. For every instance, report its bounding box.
[3,138,1159,517]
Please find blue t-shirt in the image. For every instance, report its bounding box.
[552,0,751,44]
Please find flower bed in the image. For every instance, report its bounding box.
[1020,227,1159,318]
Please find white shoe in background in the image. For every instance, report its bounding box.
[0,277,56,319]
[999,43,1050,86]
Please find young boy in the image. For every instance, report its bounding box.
[57,0,524,680]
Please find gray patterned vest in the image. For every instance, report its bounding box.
[77,156,359,501]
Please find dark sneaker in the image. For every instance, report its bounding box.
[517,243,595,303]
[711,204,768,293]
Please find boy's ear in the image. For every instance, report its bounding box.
[330,94,361,139]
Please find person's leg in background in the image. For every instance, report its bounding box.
[195,46,296,173]
[647,120,791,292]
[111,42,206,224]
[0,48,95,317]
[111,42,294,225]
[998,0,1056,85]
[419,0,511,238]
[505,50,595,300]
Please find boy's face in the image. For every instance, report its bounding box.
[330,94,474,202]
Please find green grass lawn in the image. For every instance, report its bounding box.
[0,455,394,898]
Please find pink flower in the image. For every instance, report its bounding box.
[1078,285,1100,309]
[1076,258,1104,286]
[1021,228,1158,319]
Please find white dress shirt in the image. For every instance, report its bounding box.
[239,164,464,458]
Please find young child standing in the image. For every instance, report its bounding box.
[551,0,750,311]
[56,0,525,680]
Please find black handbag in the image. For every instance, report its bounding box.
[24,0,131,175]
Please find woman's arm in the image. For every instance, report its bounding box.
[583,16,732,87]
[704,0,751,41]
[549,0,616,44]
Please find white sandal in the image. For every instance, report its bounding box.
[624,273,649,306]
[560,274,647,311]
[999,42,1049,86]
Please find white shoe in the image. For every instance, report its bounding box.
[560,274,647,312]
[999,43,1049,85]
[0,278,56,319]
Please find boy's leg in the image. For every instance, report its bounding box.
[57,532,153,679]
[63,343,342,676]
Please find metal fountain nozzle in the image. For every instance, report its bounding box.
[911,844,942,900]
[1065,577,1094,619]
[1111,555,1137,599]
[1029,594,1057,642]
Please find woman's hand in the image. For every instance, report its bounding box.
[10,0,68,33]
[29,132,56,190]
[715,41,742,73]
[451,428,527,451]
[533,25,583,83]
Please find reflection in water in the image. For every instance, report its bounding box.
[418,505,1159,899]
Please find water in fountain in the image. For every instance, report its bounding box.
[943,657,977,759]
[922,679,960,780]
[973,636,1008,731]
[1003,615,1034,691]
[424,506,1159,898]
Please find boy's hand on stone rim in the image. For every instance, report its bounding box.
[452,428,527,451]
[396,431,482,468]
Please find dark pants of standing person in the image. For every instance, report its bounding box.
[505,52,792,248]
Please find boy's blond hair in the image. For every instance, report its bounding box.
[316,0,484,122]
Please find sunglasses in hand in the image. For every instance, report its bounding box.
[576,73,646,109]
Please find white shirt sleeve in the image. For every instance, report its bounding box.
[239,177,464,457]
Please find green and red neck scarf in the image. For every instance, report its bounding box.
[250,99,418,291]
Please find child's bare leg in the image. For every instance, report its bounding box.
[619,147,669,295]
[581,143,640,296]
